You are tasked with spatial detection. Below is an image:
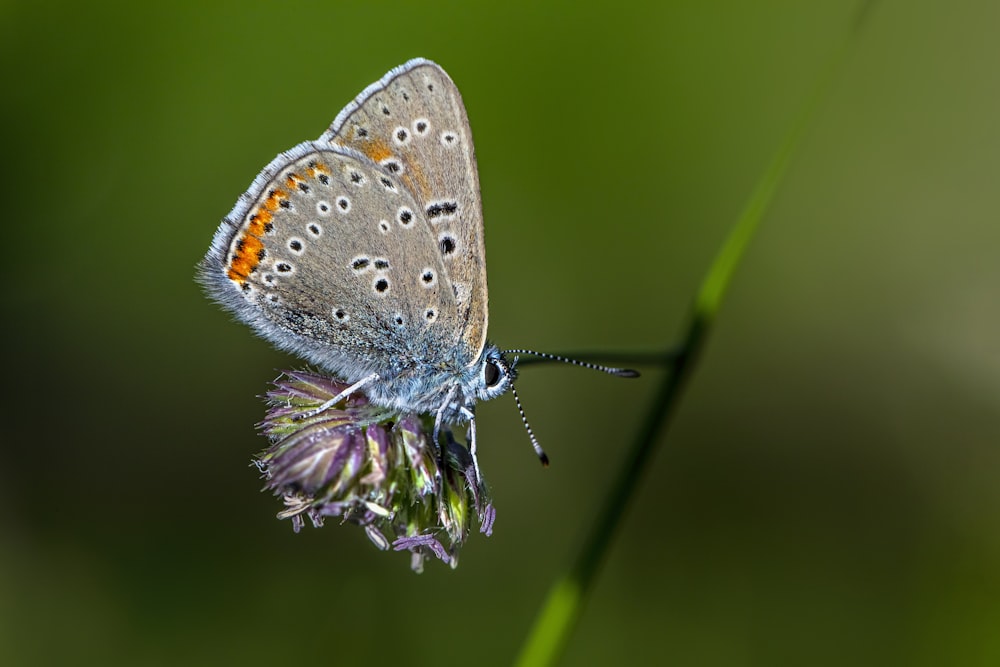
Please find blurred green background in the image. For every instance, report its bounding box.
[2,1,998,665]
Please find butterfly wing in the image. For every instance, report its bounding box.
[200,141,462,383]
[320,58,489,369]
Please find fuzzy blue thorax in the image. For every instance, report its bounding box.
[357,344,513,422]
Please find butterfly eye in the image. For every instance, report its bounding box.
[484,360,503,388]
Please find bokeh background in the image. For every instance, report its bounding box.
[2,2,998,665]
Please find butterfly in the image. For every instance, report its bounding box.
[200,58,635,476]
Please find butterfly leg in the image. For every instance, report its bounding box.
[432,384,459,445]
[460,406,482,485]
[296,372,380,420]
[432,384,460,491]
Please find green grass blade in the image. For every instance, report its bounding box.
[515,5,875,666]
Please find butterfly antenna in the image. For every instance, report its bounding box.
[509,380,548,467]
[503,349,640,378]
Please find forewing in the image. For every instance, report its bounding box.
[320,58,489,365]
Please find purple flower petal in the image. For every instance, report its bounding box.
[480,504,496,537]
[392,534,451,564]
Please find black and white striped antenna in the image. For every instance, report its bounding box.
[503,349,640,466]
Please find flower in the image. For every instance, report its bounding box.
[254,370,495,572]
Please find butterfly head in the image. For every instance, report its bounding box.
[474,345,515,403]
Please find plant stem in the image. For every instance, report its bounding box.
[514,5,875,665]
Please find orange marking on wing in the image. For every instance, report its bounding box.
[404,159,430,200]
[226,185,290,287]
[285,173,304,190]
[361,139,393,163]
[307,162,331,178]
[262,189,288,212]
[241,234,264,258]
[249,210,272,235]
[227,229,267,283]
[229,250,255,281]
